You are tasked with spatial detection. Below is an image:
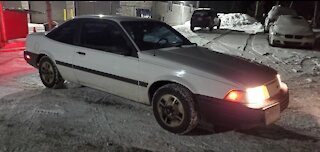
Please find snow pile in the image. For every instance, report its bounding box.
[173,21,211,46]
[218,13,264,34]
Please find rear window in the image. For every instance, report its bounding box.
[274,8,297,16]
[193,10,210,17]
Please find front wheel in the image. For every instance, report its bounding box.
[39,56,65,89]
[190,26,195,32]
[152,84,199,134]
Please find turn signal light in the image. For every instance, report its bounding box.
[224,90,245,102]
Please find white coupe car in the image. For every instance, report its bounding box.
[24,15,289,134]
[269,15,315,48]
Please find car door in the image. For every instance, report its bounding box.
[73,19,142,102]
[45,19,81,83]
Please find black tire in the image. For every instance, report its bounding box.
[190,26,195,32]
[39,56,65,89]
[152,83,199,134]
[209,26,213,31]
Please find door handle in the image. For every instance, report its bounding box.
[77,51,86,55]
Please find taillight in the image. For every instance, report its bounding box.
[224,90,245,102]
[25,54,31,60]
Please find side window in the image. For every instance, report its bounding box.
[46,20,78,45]
[80,21,133,56]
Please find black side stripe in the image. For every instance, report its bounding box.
[55,60,148,87]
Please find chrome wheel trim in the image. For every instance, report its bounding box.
[157,94,185,128]
[40,61,54,84]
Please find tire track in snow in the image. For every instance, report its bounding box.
[245,35,292,78]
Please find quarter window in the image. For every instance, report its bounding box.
[46,20,78,45]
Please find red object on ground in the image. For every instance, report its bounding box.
[3,10,28,40]
[0,38,26,52]
[0,1,5,48]
[33,27,36,33]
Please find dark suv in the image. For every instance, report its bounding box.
[190,8,221,32]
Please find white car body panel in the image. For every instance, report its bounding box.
[73,46,141,102]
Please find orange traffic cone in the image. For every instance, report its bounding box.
[33,27,36,33]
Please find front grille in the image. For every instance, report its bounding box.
[295,35,303,39]
[285,35,293,38]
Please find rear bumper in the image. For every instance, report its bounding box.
[196,85,289,129]
[191,18,221,27]
[24,51,39,68]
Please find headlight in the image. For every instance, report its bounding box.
[224,85,270,105]
[246,85,270,104]
[305,34,315,39]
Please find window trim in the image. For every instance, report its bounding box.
[77,18,138,58]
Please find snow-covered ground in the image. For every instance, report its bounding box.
[0,17,320,151]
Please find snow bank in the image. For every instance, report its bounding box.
[173,13,263,35]
[218,13,264,34]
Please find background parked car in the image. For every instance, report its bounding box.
[190,8,221,32]
[268,15,315,48]
[264,5,297,32]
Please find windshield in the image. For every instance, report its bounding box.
[121,21,192,51]
[272,7,297,18]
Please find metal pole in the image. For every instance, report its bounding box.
[255,1,259,18]
[314,1,318,27]
[46,1,52,30]
[289,1,293,8]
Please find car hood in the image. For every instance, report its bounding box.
[274,18,313,35]
[140,46,277,87]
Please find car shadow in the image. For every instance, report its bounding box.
[237,124,319,142]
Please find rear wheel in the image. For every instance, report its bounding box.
[39,56,64,89]
[209,26,213,31]
[152,84,198,134]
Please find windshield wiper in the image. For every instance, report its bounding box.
[173,43,197,47]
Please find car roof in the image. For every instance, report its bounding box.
[195,8,212,11]
[74,15,159,23]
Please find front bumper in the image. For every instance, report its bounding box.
[196,85,289,129]
[270,34,315,47]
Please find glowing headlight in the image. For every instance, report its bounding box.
[246,85,270,104]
